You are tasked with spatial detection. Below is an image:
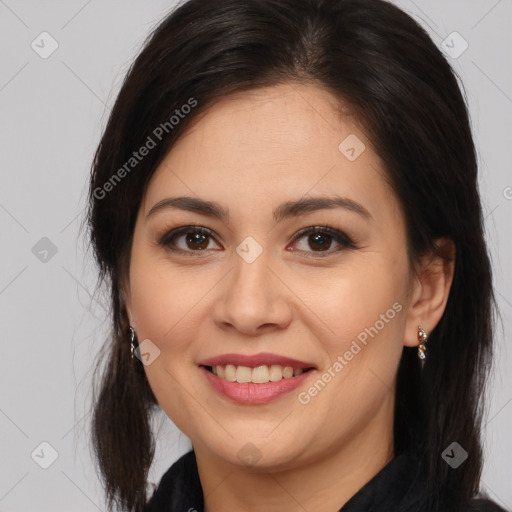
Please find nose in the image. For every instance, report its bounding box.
[212,250,293,336]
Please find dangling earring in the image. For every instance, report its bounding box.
[417,325,428,360]
[129,326,139,359]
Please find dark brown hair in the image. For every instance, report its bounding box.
[86,0,496,511]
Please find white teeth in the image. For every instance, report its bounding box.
[252,365,270,383]
[224,364,237,382]
[269,364,283,382]
[282,366,293,379]
[210,364,307,383]
[235,365,252,383]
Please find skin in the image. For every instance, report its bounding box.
[123,83,454,512]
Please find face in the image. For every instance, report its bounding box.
[125,83,417,472]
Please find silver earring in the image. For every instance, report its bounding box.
[417,325,428,360]
[129,326,138,359]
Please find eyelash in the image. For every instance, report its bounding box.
[157,224,358,258]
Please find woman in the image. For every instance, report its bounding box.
[86,0,507,511]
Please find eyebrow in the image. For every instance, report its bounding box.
[147,195,373,223]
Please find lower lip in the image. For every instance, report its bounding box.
[200,366,313,404]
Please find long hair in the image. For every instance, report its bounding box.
[86,1,496,510]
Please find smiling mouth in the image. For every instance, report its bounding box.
[201,364,315,384]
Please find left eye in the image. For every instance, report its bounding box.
[158,225,356,257]
[289,226,356,256]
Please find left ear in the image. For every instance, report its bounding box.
[403,237,456,348]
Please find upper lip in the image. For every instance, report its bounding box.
[198,352,316,369]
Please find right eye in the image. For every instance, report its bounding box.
[158,225,222,254]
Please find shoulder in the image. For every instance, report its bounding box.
[466,497,509,512]
[437,488,510,512]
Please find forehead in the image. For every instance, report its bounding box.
[172,83,357,165]
[142,83,401,227]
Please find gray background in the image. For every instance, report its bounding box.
[0,1,510,510]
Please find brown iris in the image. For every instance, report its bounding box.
[308,233,332,251]
[186,232,209,250]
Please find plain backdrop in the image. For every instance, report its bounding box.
[0,1,511,510]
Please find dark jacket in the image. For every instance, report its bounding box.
[145,449,508,512]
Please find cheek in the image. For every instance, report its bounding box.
[128,255,209,431]
[298,254,408,408]
[128,242,205,354]
[304,255,406,339]
[295,264,406,438]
